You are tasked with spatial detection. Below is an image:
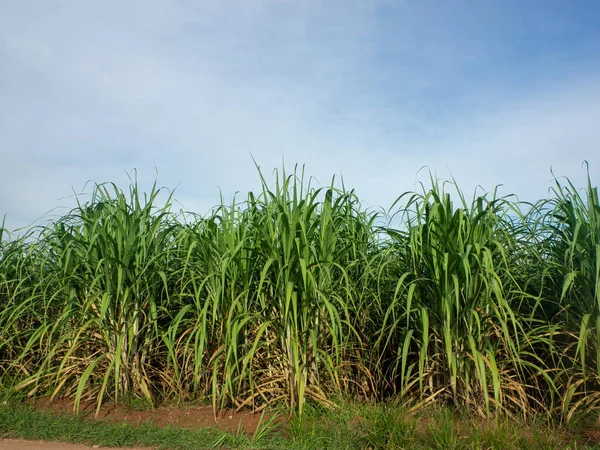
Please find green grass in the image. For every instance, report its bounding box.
[0,400,596,449]
[1,163,600,424]
[0,403,216,449]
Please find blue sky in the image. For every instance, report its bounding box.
[1,0,599,229]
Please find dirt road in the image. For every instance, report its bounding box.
[0,439,150,449]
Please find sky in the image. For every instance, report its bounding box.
[1,0,600,230]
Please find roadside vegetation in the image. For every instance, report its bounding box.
[1,163,600,445]
[1,398,597,449]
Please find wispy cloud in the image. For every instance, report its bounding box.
[1,0,599,229]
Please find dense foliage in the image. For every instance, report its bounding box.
[1,165,599,421]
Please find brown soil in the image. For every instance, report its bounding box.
[32,398,269,434]
[583,429,600,446]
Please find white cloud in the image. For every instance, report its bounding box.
[1,0,599,231]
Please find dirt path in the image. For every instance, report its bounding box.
[32,399,264,434]
[0,439,150,449]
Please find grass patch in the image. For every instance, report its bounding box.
[285,402,599,449]
[1,400,598,449]
[0,402,287,449]
[1,404,216,449]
